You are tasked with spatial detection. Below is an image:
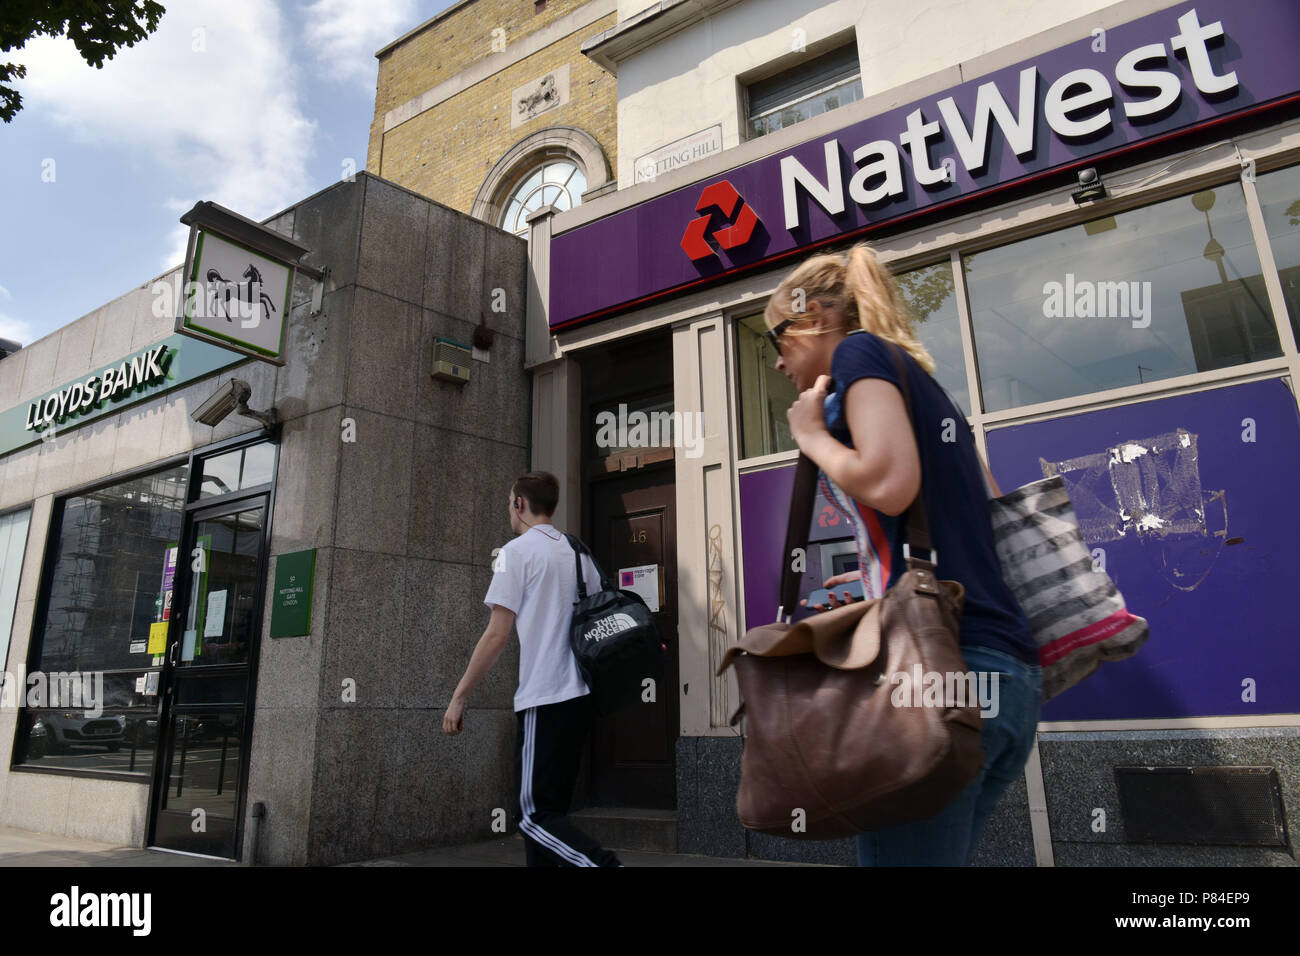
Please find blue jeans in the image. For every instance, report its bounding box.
[856,645,1042,866]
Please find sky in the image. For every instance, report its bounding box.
[0,0,457,349]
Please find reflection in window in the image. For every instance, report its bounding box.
[736,313,799,459]
[895,262,970,416]
[733,262,970,460]
[0,508,31,677]
[747,44,863,139]
[199,441,277,499]
[1254,163,1300,346]
[15,464,190,774]
[964,183,1280,412]
[502,159,587,237]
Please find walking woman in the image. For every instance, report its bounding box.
[766,242,1042,866]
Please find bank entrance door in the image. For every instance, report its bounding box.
[579,330,678,810]
[588,466,678,807]
[147,489,269,858]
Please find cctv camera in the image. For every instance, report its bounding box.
[193,379,252,427]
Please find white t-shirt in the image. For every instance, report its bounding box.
[483,523,602,712]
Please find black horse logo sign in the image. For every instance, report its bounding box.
[205,264,278,327]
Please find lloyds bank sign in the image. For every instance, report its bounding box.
[23,344,170,433]
[0,333,246,457]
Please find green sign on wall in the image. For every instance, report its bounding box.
[270,549,315,638]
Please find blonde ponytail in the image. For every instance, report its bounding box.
[765,242,936,375]
[842,245,936,375]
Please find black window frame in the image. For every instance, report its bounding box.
[9,427,279,783]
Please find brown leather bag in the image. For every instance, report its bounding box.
[717,343,984,840]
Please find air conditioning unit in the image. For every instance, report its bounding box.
[431,337,472,384]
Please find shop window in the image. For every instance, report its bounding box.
[199,442,275,499]
[0,508,31,674]
[13,463,189,774]
[746,44,863,140]
[736,312,798,459]
[734,261,970,460]
[501,159,587,237]
[1254,162,1300,346]
[895,262,970,416]
[964,182,1281,413]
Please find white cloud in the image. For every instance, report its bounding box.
[0,310,34,346]
[15,0,318,270]
[303,0,419,90]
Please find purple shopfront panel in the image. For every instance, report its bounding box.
[739,467,795,630]
[986,379,1300,721]
[551,0,1300,329]
[738,464,855,629]
[739,380,1300,720]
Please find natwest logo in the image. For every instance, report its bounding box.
[680,180,759,261]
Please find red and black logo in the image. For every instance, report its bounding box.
[680,180,759,261]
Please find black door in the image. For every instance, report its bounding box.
[147,496,268,858]
[587,464,679,807]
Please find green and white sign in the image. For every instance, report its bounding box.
[24,343,169,433]
[269,549,315,638]
[177,229,293,364]
[0,333,245,457]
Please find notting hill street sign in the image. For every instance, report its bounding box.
[549,0,1300,330]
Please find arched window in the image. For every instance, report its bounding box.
[500,159,588,237]
[472,127,610,236]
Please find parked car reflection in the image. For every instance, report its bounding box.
[28,713,126,756]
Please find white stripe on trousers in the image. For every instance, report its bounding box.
[519,706,598,866]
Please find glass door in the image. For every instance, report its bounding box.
[147,496,268,858]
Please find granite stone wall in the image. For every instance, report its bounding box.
[677,728,1299,865]
[245,173,531,865]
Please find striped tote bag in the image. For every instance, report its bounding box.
[985,474,1149,700]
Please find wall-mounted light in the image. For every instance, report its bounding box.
[1071,167,1107,205]
[473,313,495,351]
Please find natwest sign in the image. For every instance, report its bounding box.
[681,181,760,260]
[781,8,1240,230]
[550,0,1300,329]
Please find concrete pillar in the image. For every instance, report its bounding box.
[525,205,582,532]
[671,310,742,736]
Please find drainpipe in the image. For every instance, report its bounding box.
[246,801,266,866]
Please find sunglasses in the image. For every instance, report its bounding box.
[764,318,796,356]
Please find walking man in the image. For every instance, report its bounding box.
[443,471,622,867]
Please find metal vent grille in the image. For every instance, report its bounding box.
[1116,766,1288,847]
[431,337,471,384]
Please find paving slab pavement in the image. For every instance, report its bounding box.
[0,825,812,867]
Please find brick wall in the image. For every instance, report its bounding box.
[368,0,617,220]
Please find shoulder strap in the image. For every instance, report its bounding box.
[564,533,611,600]
[777,453,821,621]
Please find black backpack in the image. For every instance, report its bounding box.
[564,534,665,715]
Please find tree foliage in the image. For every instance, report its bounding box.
[1,0,166,122]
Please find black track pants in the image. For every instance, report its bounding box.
[514,694,621,867]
